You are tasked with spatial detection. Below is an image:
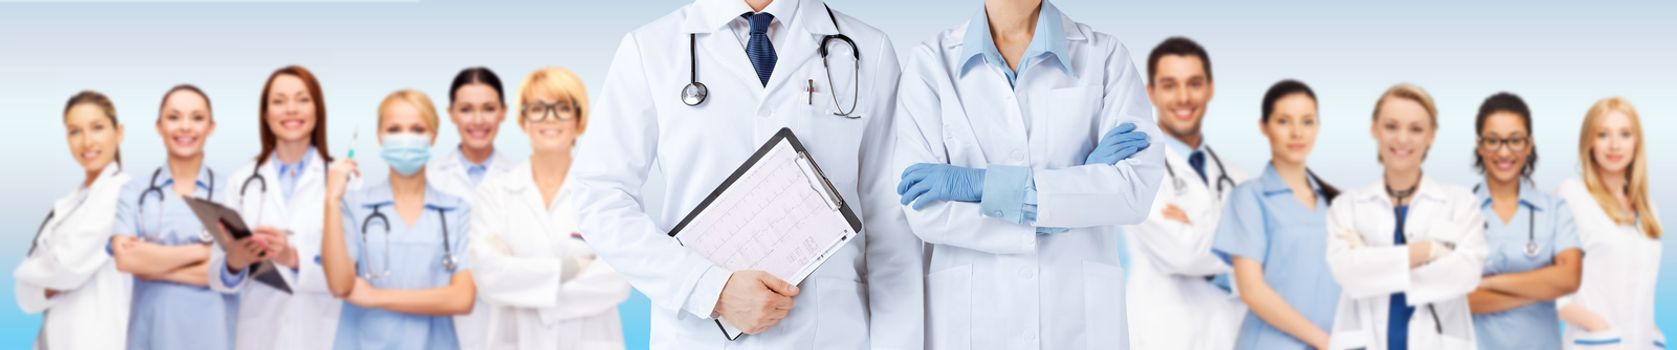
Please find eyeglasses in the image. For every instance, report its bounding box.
[522,101,577,123]
[1479,135,1530,152]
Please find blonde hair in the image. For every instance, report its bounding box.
[378,89,440,135]
[517,67,589,135]
[1578,97,1661,238]
[1373,83,1438,126]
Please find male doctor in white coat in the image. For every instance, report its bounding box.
[1121,36,1248,350]
[563,0,923,349]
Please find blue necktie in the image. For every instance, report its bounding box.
[1188,150,1209,185]
[743,12,777,86]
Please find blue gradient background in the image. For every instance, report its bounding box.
[1,0,1672,348]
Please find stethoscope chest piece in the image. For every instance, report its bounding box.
[442,254,459,272]
[681,82,708,106]
[1524,241,1540,258]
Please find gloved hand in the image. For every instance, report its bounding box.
[1084,122,1151,165]
[897,163,986,210]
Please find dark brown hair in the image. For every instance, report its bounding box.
[1260,79,1339,201]
[1147,36,1213,84]
[1472,92,1537,179]
[256,65,332,166]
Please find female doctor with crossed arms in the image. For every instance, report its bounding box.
[14,91,132,350]
[893,0,1162,348]
[1325,84,1486,349]
[467,67,631,349]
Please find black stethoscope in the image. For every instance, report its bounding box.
[1163,146,1234,197]
[238,161,327,225]
[31,168,122,256]
[1473,184,1540,258]
[359,204,458,280]
[138,167,216,243]
[682,5,861,118]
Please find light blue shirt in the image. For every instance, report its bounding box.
[460,149,492,187]
[965,1,1072,234]
[113,164,238,350]
[957,1,1070,89]
[1470,180,1580,350]
[333,180,471,350]
[275,147,315,200]
[1162,134,1205,160]
[1211,164,1341,350]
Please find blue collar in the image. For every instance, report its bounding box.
[1473,180,1548,211]
[458,148,493,173]
[958,1,1071,79]
[155,162,215,193]
[275,147,316,177]
[359,180,464,212]
[1258,163,1322,197]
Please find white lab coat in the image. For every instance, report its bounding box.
[1324,176,1486,350]
[429,145,516,350]
[894,12,1166,350]
[14,163,131,350]
[467,159,632,350]
[429,146,517,201]
[1122,145,1248,350]
[1555,178,1665,349]
[563,0,923,348]
[210,156,341,350]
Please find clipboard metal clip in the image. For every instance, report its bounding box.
[795,152,843,211]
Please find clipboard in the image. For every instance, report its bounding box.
[667,127,862,341]
[183,197,295,294]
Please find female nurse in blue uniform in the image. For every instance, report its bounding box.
[110,85,238,349]
[321,89,477,350]
[1212,80,1342,350]
[1464,92,1582,349]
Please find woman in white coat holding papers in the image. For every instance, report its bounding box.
[14,91,132,350]
[469,67,631,350]
[1325,83,1486,350]
[211,65,343,350]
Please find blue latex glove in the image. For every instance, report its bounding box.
[1084,122,1151,165]
[897,163,986,210]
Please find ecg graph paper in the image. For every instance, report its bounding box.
[677,142,852,284]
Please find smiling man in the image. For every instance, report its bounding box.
[1121,36,1250,350]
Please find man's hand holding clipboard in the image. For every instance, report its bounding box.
[666,128,863,340]
[712,271,801,335]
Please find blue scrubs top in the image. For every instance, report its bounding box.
[113,165,238,349]
[333,180,472,350]
[1212,165,1342,350]
[1470,181,1580,350]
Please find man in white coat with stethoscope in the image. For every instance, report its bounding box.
[563,0,923,349]
[1121,36,1248,350]
[893,0,1165,348]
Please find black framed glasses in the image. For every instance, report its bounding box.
[522,101,577,123]
[1479,135,1530,152]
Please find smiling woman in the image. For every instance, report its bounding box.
[109,84,237,349]
[12,91,133,350]
[207,64,343,350]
